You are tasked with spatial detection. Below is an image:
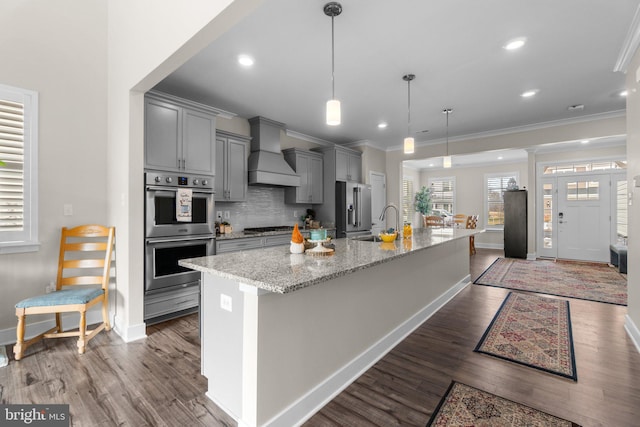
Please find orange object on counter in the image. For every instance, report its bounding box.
[292,223,304,244]
[403,223,412,238]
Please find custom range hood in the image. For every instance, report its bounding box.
[248,116,301,187]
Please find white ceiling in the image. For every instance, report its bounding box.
[155,0,637,156]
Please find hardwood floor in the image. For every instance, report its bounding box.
[2,249,639,426]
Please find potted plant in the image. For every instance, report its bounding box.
[414,186,432,221]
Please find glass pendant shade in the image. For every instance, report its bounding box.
[443,155,452,168]
[326,99,341,126]
[404,137,415,154]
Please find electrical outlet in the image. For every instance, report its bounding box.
[224,211,230,219]
[63,204,73,216]
[220,294,232,312]
[216,211,222,220]
[294,210,298,218]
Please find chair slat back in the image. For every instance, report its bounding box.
[424,215,444,228]
[453,214,467,228]
[56,225,115,291]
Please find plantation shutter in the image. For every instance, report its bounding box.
[0,98,24,232]
[486,174,516,227]
[402,179,414,223]
[429,177,455,213]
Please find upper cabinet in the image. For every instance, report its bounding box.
[144,91,219,176]
[314,145,362,182]
[335,148,362,182]
[215,130,250,202]
[283,149,323,204]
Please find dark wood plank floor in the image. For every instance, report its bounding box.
[2,249,639,426]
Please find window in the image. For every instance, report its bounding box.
[616,180,628,239]
[543,161,625,174]
[0,84,38,253]
[402,178,414,224]
[565,181,599,201]
[485,172,518,229]
[428,177,455,214]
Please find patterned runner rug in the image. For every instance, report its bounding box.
[474,258,627,306]
[426,381,581,426]
[474,292,577,381]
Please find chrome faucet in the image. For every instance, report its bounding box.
[379,204,400,239]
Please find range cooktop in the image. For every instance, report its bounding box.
[243,226,294,234]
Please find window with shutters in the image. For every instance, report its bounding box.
[0,84,38,253]
[428,177,455,215]
[402,178,414,224]
[484,172,518,230]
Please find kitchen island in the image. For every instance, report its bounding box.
[180,227,481,427]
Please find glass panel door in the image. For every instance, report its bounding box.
[538,177,557,258]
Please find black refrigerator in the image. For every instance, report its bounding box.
[504,190,527,259]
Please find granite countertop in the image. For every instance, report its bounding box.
[180,228,482,294]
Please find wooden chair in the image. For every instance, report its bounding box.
[424,215,444,228]
[14,225,115,360]
[453,214,467,228]
[466,215,478,255]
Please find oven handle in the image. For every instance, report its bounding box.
[147,236,215,244]
[146,185,214,195]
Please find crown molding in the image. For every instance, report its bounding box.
[389,109,626,152]
[146,90,236,119]
[284,129,334,146]
[615,4,640,73]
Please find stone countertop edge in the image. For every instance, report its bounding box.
[181,228,483,295]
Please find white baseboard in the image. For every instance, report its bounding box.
[527,252,537,260]
[0,310,106,346]
[113,314,147,343]
[263,276,471,427]
[624,315,640,354]
[474,242,503,250]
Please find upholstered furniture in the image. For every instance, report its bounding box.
[14,225,115,360]
[466,215,478,255]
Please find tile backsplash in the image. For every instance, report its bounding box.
[215,186,311,231]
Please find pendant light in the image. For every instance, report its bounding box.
[442,108,452,168]
[324,2,342,126]
[403,74,416,154]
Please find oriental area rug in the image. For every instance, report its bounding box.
[474,258,627,306]
[426,382,581,427]
[474,292,577,381]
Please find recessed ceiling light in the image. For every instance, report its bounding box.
[377,122,388,129]
[498,156,504,160]
[620,90,628,97]
[581,139,589,144]
[428,163,434,167]
[238,55,254,66]
[521,89,538,98]
[504,37,526,51]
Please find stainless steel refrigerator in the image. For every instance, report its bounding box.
[335,181,372,238]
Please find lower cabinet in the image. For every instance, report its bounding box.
[144,282,200,322]
[216,234,291,254]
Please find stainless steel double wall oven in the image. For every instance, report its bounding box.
[144,171,215,322]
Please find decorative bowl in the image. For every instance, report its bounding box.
[379,232,398,243]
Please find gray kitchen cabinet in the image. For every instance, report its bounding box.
[216,236,263,253]
[215,130,249,202]
[283,148,324,204]
[263,234,291,247]
[335,147,362,182]
[144,91,217,175]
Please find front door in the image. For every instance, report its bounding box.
[557,174,610,261]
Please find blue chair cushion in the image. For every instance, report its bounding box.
[16,288,104,308]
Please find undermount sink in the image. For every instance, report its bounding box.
[352,235,382,242]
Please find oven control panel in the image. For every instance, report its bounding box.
[146,172,213,190]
